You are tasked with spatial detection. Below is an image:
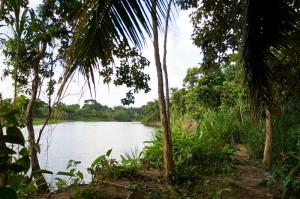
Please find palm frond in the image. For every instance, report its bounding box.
[241,0,297,120]
[59,0,169,97]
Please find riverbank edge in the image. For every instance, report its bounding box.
[33,118,144,125]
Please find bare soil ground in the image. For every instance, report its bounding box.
[221,144,281,199]
[39,144,281,199]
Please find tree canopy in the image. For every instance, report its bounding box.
[178,0,300,119]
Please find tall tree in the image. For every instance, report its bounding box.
[1,0,49,192]
[177,0,299,168]
[1,0,83,192]
[54,0,173,177]
[163,0,173,123]
[151,0,174,178]
[162,1,173,162]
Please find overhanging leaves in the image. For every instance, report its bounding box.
[241,0,297,119]
[59,0,168,99]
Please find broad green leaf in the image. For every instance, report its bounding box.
[0,187,17,199]
[15,156,30,172]
[57,171,74,177]
[19,148,29,156]
[3,135,24,146]
[8,174,20,190]
[91,155,105,168]
[106,148,112,157]
[6,126,25,146]
[77,171,83,180]
[32,169,53,175]
[0,146,16,155]
[8,163,25,173]
[69,168,75,175]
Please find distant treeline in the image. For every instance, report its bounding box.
[5,95,159,123]
[32,99,143,122]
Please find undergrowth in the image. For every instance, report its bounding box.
[143,107,300,197]
[143,109,241,189]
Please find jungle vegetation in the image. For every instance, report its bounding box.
[0,0,300,198]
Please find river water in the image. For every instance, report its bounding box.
[29,121,154,183]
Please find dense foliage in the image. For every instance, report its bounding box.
[1,0,300,198]
[32,99,142,122]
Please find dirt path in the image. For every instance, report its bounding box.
[223,144,280,199]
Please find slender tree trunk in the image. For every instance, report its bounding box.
[162,0,172,140]
[26,62,48,193]
[25,1,50,188]
[263,109,272,169]
[0,121,8,186]
[151,0,173,179]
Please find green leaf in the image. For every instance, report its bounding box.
[19,148,29,156]
[77,171,83,180]
[57,171,74,177]
[15,156,30,173]
[0,187,17,199]
[22,178,38,194]
[54,177,67,187]
[3,135,23,146]
[143,140,154,144]
[106,148,112,157]
[74,161,81,165]
[9,163,25,173]
[91,155,105,168]
[67,160,74,169]
[0,146,16,155]
[8,174,20,190]
[32,169,53,175]
[6,126,25,146]
[120,155,126,163]
[69,168,75,175]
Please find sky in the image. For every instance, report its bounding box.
[0,2,202,108]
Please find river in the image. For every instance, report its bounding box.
[29,121,154,183]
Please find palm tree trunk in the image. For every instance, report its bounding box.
[26,63,48,193]
[263,109,272,169]
[151,0,173,179]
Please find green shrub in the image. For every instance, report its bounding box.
[143,109,240,187]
